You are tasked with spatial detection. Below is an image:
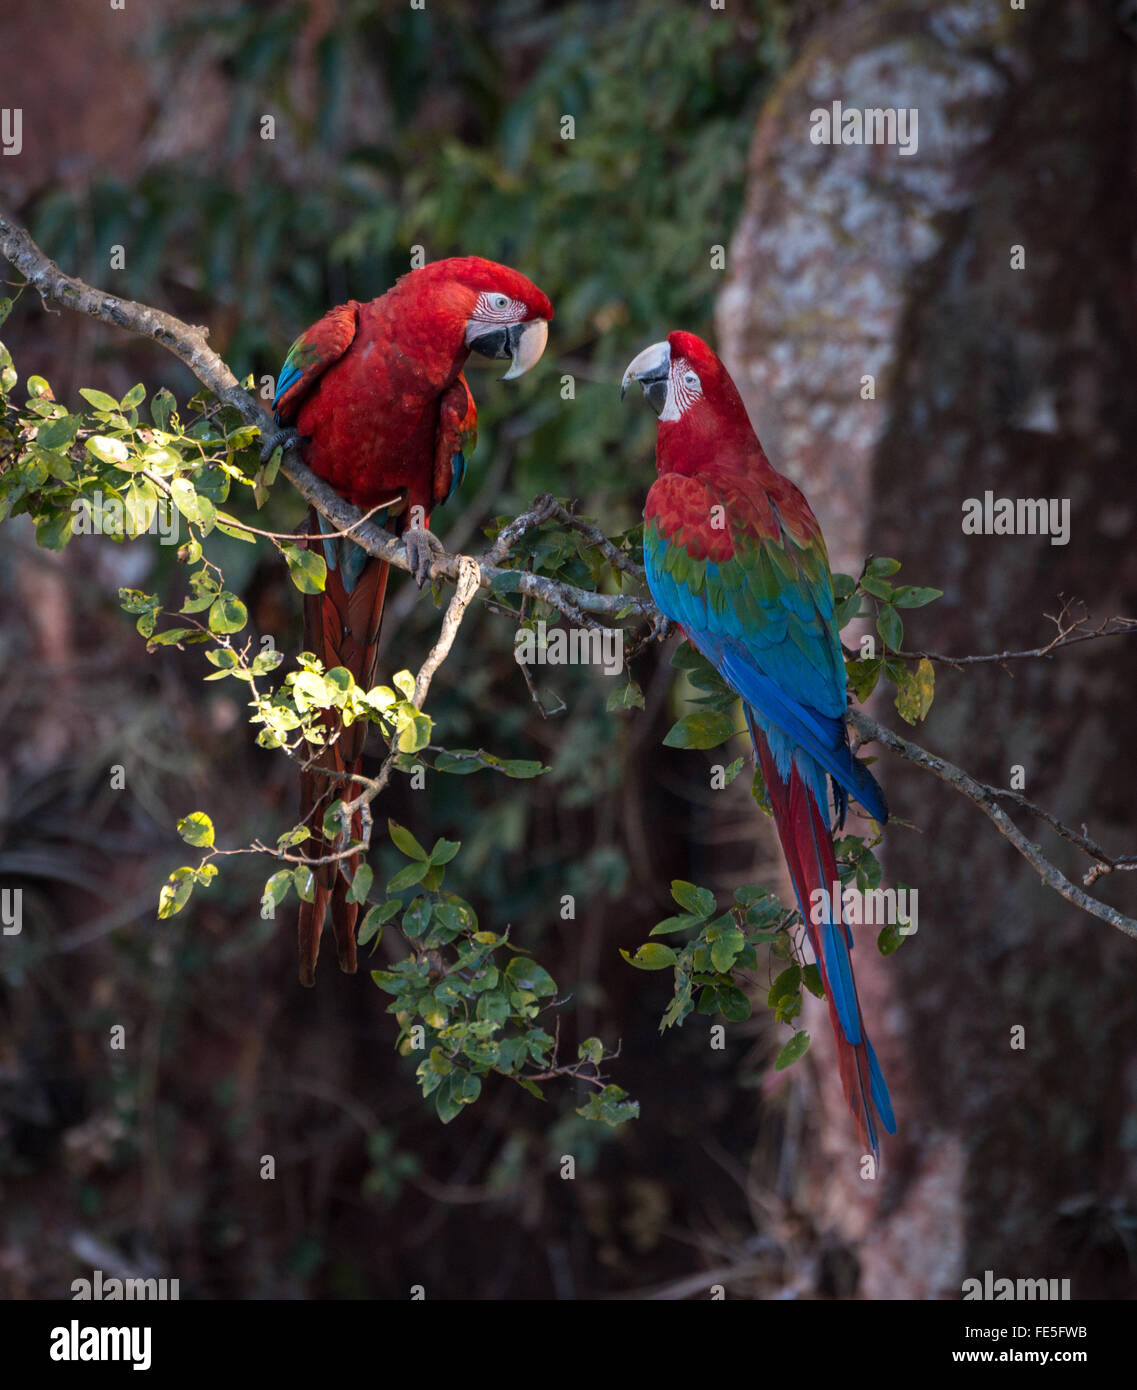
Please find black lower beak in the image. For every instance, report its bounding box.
[635,366,670,416]
[468,322,522,361]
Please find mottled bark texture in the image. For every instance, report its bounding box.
[718,0,1137,1296]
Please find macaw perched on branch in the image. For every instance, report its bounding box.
[268,258,553,986]
[622,330,895,1157]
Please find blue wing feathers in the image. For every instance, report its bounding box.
[273,361,303,413]
[646,532,886,824]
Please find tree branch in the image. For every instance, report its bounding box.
[890,598,1137,671]
[849,710,1137,941]
[2,206,1134,941]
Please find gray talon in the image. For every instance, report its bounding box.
[404,528,445,588]
[260,426,302,465]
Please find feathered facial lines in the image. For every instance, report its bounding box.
[621,339,705,421]
[463,285,551,380]
[466,289,533,328]
[662,357,704,421]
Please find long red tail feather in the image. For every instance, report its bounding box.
[295,507,389,985]
[753,733,894,1156]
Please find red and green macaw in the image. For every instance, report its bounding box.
[622,330,895,1156]
[268,258,553,986]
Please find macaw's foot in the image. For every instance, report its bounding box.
[260,426,304,465]
[403,526,446,588]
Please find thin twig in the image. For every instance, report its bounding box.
[889,599,1136,670]
[849,710,1137,941]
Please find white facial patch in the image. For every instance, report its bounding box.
[660,359,703,421]
[469,290,528,324]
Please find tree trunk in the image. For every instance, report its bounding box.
[718,0,1137,1297]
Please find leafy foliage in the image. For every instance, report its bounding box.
[624,850,910,1066]
[367,822,630,1125]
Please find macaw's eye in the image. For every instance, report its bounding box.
[683,371,700,388]
[489,293,510,311]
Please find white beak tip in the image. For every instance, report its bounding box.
[500,317,549,380]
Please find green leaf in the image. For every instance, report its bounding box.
[429,837,460,866]
[606,679,645,711]
[489,569,524,595]
[79,387,120,413]
[282,543,327,594]
[434,1070,481,1124]
[648,913,703,937]
[846,657,882,702]
[876,604,903,653]
[158,867,195,919]
[34,509,74,550]
[715,984,752,1022]
[751,767,772,817]
[293,867,316,903]
[208,593,248,635]
[389,820,428,860]
[709,926,745,973]
[894,655,935,725]
[505,956,557,996]
[123,478,158,535]
[878,921,907,956]
[150,388,175,430]
[436,899,477,935]
[169,477,201,523]
[717,756,744,787]
[346,863,373,904]
[496,758,546,778]
[768,964,801,1007]
[891,585,943,609]
[262,870,293,907]
[118,587,158,615]
[396,712,432,754]
[320,801,346,842]
[194,495,217,535]
[86,434,130,466]
[663,710,736,749]
[121,382,146,410]
[577,1037,604,1065]
[402,897,433,938]
[250,647,283,676]
[36,413,79,450]
[388,860,430,893]
[176,811,214,848]
[866,556,901,578]
[671,880,715,918]
[433,1075,462,1124]
[576,1084,639,1128]
[293,671,330,712]
[774,1030,811,1071]
[801,963,825,999]
[358,901,399,947]
[620,942,677,971]
[835,592,863,629]
[860,575,893,601]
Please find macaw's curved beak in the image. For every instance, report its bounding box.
[620,340,671,415]
[467,318,550,381]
